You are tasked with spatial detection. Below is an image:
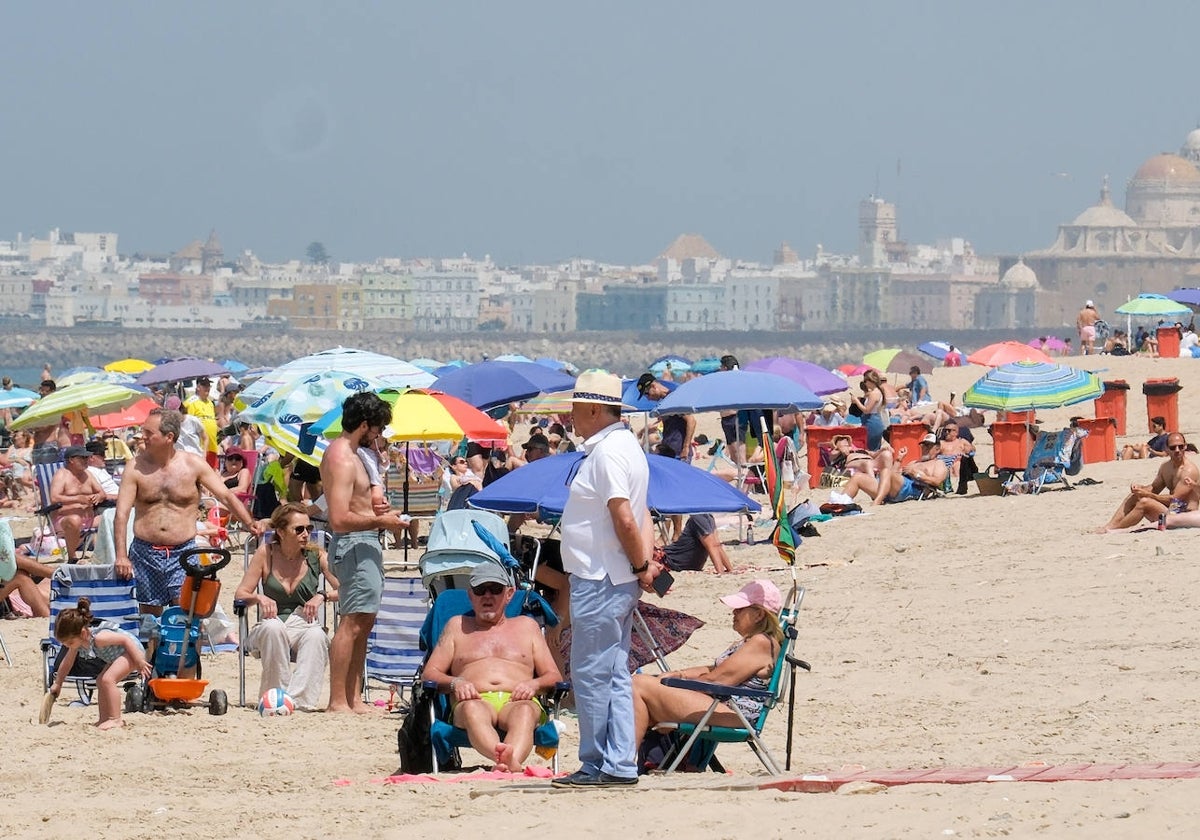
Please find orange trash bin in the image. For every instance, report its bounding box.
[1156,327,1181,359]
[1094,379,1129,436]
[1074,417,1116,463]
[887,422,928,465]
[990,422,1034,472]
[1142,378,1182,434]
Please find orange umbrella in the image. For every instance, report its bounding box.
[91,397,158,430]
[966,341,1053,367]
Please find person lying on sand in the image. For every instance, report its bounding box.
[1101,433,1200,532]
[840,437,948,505]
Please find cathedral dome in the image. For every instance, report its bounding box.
[1001,258,1038,289]
[1071,178,1136,227]
[1131,153,1200,183]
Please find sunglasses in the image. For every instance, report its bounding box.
[1168,444,1188,452]
[290,524,315,535]
[453,459,467,465]
[471,583,506,596]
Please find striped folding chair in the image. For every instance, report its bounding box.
[363,576,428,707]
[32,459,101,563]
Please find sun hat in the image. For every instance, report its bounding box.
[1085,300,1094,308]
[719,579,782,613]
[570,371,630,407]
[469,563,512,588]
[821,402,836,412]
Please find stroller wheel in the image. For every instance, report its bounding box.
[124,684,145,714]
[208,689,228,716]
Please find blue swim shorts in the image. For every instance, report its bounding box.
[128,537,196,606]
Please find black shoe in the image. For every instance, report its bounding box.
[551,770,597,788]
[572,772,638,788]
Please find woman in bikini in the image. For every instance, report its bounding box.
[234,502,338,711]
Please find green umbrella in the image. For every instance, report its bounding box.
[10,382,150,431]
[1113,294,1192,317]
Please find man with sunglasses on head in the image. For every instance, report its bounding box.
[423,564,562,773]
[321,392,411,714]
[1101,432,1200,532]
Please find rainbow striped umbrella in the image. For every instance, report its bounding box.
[311,389,508,444]
[963,361,1102,412]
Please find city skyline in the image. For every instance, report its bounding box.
[2,1,1197,265]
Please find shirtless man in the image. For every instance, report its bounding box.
[1102,432,1200,532]
[1077,300,1099,355]
[422,564,563,772]
[49,446,106,563]
[114,409,259,612]
[320,392,409,714]
[841,437,948,504]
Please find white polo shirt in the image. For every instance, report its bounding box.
[560,421,650,584]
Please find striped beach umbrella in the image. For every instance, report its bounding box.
[962,361,1102,412]
[238,348,434,407]
[11,382,150,430]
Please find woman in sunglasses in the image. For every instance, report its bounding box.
[234,502,338,710]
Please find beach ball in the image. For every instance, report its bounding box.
[258,688,295,717]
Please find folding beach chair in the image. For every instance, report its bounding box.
[40,564,143,703]
[363,575,428,706]
[411,586,566,773]
[33,459,102,563]
[1003,425,1087,496]
[652,585,807,776]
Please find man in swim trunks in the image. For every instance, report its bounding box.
[422,563,563,772]
[320,391,410,714]
[1077,300,1099,355]
[49,445,106,563]
[1102,432,1200,532]
[840,437,948,504]
[114,409,260,612]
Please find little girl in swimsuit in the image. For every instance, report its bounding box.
[51,597,151,729]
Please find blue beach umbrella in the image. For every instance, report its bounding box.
[0,387,40,409]
[648,355,692,376]
[535,357,579,375]
[494,353,536,364]
[620,378,677,413]
[742,357,846,396]
[690,357,724,375]
[1167,288,1200,307]
[963,360,1102,412]
[221,359,250,374]
[916,341,953,361]
[408,358,444,373]
[432,360,575,411]
[651,370,823,416]
[471,451,761,519]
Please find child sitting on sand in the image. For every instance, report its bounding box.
[51,597,152,729]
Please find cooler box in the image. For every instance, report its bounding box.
[989,422,1034,471]
[1157,327,1181,359]
[888,422,928,465]
[1074,417,1116,463]
[1094,379,1129,436]
[805,425,867,489]
[1142,378,1182,434]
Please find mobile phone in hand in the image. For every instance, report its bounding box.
[652,570,675,598]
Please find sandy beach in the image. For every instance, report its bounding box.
[3,352,1200,838]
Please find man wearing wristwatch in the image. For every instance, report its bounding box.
[552,372,661,789]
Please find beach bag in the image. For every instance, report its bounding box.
[396,697,435,774]
[29,525,66,560]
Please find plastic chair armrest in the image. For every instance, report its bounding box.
[659,677,771,702]
[232,598,250,617]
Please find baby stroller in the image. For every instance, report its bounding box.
[124,546,232,716]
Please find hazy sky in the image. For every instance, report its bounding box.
[2,1,1197,266]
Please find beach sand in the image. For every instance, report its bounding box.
[3,352,1200,838]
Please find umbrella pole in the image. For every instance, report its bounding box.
[403,443,411,566]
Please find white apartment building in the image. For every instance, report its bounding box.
[412,271,479,332]
[664,285,725,331]
[725,274,780,331]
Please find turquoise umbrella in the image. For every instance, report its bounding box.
[963,361,1102,412]
[1114,293,1193,337]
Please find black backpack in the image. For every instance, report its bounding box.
[396,697,434,774]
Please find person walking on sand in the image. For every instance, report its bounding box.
[1101,433,1200,532]
[1077,300,1099,355]
[320,392,410,714]
[552,372,662,789]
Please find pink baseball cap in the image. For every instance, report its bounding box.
[719,579,782,613]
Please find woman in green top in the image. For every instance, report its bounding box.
[235,502,339,710]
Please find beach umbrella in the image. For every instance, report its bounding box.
[916,341,953,361]
[963,360,1102,412]
[57,366,104,380]
[471,451,761,519]
[651,370,822,416]
[238,348,434,407]
[220,359,250,374]
[1167,288,1200,307]
[836,363,872,376]
[691,357,724,375]
[104,358,155,374]
[310,389,508,443]
[620,378,677,413]
[238,370,380,426]
[534,357,579,375]
[90,397,158,431]
[262,422,329,466]
[408,358,444,373]
[432,360,575,411]
[135,357,230,386]
[862,348,904,371]
[58,369,137,387]
[10,382,151,430]
[1114,293,1192,318]
[520,391,574,415]
[494,353,536,364]
[648,355,692,375]
[864,349,927,374]
[1027,337,1068,352]
[0,387,40,410]
[743,357,847,396]
[966,341,1053,367]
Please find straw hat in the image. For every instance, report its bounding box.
[570,371,631,408]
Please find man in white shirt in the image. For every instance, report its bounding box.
[84,440,119,501]
[552,372,662,789]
